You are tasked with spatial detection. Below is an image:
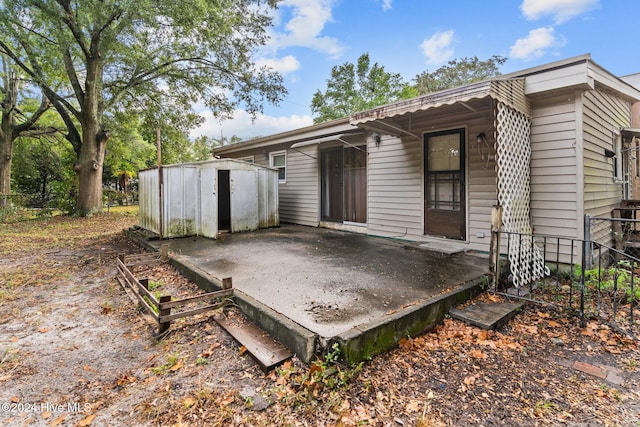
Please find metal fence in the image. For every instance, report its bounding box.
[491,215,638,340]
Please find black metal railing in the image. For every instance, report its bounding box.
[491,221,638,340]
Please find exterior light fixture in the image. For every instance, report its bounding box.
[372,132,381,146]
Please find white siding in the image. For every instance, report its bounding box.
[279,146,319,226]
[530,94,579,238]
[582,89,632,243]
[366,135,423,238]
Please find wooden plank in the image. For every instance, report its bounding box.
[215,315,292,372]
[160,289,233,309]
[159,300,231,322]
[449,301,523,330]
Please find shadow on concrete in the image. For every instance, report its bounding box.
[140,225,490,363]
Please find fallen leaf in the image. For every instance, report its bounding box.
[405,400,421,413]
[78,414,97,426]
[39,327,49,333]
[10,396,19,403]
[464,375,476,385]
[42,411,51,419]
[50,413,66,426]
[169,360,183,372]
[471,350,487,359]
[182,397,196,408]
[547,320,561,328]
[238,346,247,356]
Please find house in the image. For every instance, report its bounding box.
[214,54,640,282]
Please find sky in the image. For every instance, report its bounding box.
[191,0,640,141]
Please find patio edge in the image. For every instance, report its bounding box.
[334,275,489,365]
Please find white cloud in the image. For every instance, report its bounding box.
[255,55,300,75]
[269,0,345,58]
[381,0,392,11]
[420,30,455,65]
[191,109,314,141]
[509,27,563,60]
[521,0,599,24]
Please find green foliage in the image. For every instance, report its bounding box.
[12,135,76,211]
[311,52,411,123]
[0,0,287,212]
[576,260,640,301]
[414,55,507,95]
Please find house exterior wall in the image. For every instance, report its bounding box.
[281,145,319,226]
[366,107,496,252]
[529,93,579,238]
[582,88,632,245]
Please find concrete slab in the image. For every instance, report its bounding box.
[142,225,489,362]
[449,301,523,330]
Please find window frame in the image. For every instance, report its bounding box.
[270,150,287,183]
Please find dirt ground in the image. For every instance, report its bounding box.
[1,209,639,427]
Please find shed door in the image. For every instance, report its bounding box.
[424,129,465,240]
[230,169,259,232]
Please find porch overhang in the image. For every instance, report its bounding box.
[621,127,640,142]
[350,78,530,137]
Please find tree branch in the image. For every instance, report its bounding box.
[14,95,50,135]
[53,0,90,59]
[62,49,84,104]
[0,40,80,119]
[105,56,242,111]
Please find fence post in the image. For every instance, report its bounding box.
[490,205,503,291]
[580,214,591,328]
[158,295,172,335]
[160,244,169,262]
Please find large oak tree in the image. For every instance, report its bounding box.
[0,0,286,215]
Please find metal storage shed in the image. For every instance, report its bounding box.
[138,159,279,239]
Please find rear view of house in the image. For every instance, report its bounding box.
[214,55,640,279]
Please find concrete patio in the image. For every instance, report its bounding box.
[139,225,490,363]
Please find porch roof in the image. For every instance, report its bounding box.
[350,78,530,136]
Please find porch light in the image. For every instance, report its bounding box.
[476,132,487,144]
[372,132,381,146]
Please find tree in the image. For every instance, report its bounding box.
[0,0,286,215]
[0,55,54,203]
[414,55,507,95]
[311,53,411,124]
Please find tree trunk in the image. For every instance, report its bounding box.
[0,130,12,198]
[76,120,108,216]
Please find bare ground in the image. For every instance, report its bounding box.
[0,210,639,427]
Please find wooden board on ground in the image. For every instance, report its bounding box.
[215,314,292,372]
[449,301,523,330]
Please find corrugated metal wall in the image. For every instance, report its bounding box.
[138,160,279,238]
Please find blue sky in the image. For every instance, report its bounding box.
[192,0,640,141]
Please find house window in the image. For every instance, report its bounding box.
[270,151,286,183]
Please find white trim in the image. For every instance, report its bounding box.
[269,151,287,183]
[238,155,255,163]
